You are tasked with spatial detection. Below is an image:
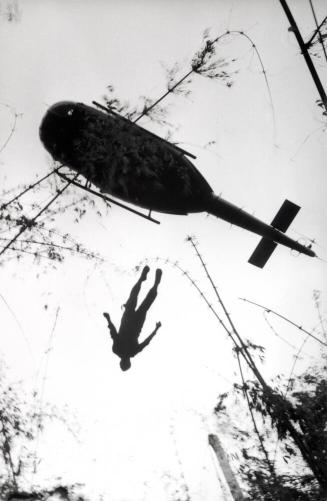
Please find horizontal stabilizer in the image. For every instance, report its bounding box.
[248,238,277,268]
[270,199,300,232]
[248,199,301,267]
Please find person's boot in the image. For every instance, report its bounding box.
[141,265,150,281]
[155,268,162,285]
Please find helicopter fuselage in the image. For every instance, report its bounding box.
[39,101,315,267]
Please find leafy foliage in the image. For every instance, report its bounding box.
[0,170,105,266]
[102,28,236,134]
[103,85,170,126]
[214,358,327,500]
[315,98,327,118]
[308,17,327,60]
[191,32,235,87]
[0,362,86,501]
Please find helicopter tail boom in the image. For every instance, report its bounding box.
[207,195,316,267]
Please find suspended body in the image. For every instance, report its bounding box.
[103,266,162,371]
[39,101,315,267]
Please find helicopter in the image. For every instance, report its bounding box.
[39,100,316,268]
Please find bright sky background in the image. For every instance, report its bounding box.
[0,1,327,500]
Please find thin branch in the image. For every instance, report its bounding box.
[285,337,311,398]
[0,116,17,156]
[151,252,265,388]
[132,28,276,146]
[0,236,102,262]
[306,14,327,48]
[236,351,276,479]
[226,30,277,144]
[239,297,327,347]
[187,236,264,379]
[33,307,60,474]
[170,260,237,346]
[0,292,34,360]
[0,244,57,261]
[263,310,300,351]
[147,256,251,362]
[185,239,325,486]
[308,1,327,62]
[1,166,63,210]
[273,333,312,467]
[0,174,78,259]
[143,249,324,486]
[0,103,21,156]
[133,69,194,123]
[290,125,325,161]
[313,289,327,341]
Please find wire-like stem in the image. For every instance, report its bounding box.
[0,292,34,360]
[236,351,276,479]
[187,236,264,380]
[33,307,60,475]
[306,14,327,48]
[0,174,78,259]
[0,236,102,262]
[273,332,312,467]
[308,0,327,63]
[172,261,237,345]
[263,310,300,352]
[185,238,326,489]
[0,107,19,156]
[239,297,327,347]
[147,256,249,358]
[0,244,56,261]
[133,69,194,124]
[1,166,63,210]
[224,30,277,144]
[313,290,327,341]
[133,29,276,143]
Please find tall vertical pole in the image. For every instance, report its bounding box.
[209,434,245,501]
[279,0,327,113]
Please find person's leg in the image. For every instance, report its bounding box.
[136,269,162,317]
[124,266,150,311]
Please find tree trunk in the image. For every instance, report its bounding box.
[209,434,245,501]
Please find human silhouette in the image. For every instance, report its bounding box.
[103,266,162,371]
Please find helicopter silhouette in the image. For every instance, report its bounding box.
[39,100,316,268]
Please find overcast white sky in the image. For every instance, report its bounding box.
[1,1,327,499]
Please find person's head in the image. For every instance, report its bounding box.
[120,357,131,371]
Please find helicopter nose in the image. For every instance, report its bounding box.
[39,101,78,158]
[44,101,78,118]
[40,101,77,135]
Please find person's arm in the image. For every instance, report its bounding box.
[103,312,118,340]
[137,322,161,352]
